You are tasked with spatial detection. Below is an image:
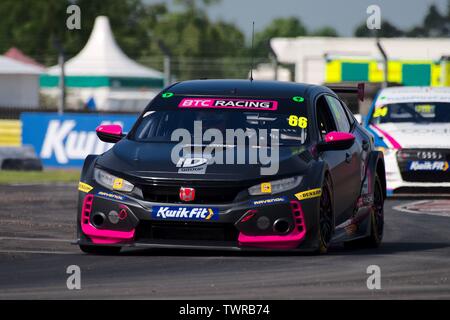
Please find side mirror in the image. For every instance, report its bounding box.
[317,131,355,152]
[96,124,125,143]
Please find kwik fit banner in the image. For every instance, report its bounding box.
[21,113,137,167]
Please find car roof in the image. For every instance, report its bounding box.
[375,86,450,106]
[167,79,331,99]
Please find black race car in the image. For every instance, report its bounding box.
[76,80,385,254]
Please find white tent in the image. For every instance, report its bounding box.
[0,56,42,108]
[41,16,164,111]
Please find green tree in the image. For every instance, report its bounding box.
[354,21,404,37]
[405,4,448,37]
[311,26,339,37]
[0,0,67,64]
[64,0,165,60]
[0,0,160,65]
[150,5,247,80]
[354,2,450,38]
[254,17,308,56]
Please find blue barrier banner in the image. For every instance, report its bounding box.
[21,113,137,167]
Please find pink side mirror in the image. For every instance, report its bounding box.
[96,124,124,143]
[318,131,355,151]
[325,131,355,143]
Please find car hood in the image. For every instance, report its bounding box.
[96,139,313,182]
[370,122,450,149]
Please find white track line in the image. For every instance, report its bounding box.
[0,249,77,255]
[393,200,450,217]
[0,237,73,242]
[7,183,76,187]
[0,237,77,255]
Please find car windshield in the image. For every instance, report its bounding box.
[130,110,309,146]
[370,102,450,124]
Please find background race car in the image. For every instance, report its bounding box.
[365,87,450,196]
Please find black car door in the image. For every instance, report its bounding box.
[325,95,363,219]
[316,95,362,224]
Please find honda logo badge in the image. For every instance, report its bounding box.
[179,187,195,202]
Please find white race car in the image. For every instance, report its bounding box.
[365,86,450,196]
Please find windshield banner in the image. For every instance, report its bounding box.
[179,98,278,111]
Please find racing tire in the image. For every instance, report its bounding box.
[79,244,121,255]
[345,174,384,249]
[363,175,384,247]
[317,176,334,254]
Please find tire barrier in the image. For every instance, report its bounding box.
[0,120,21,146]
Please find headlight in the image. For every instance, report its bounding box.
[94,168,134,192]
[248,176,302,196]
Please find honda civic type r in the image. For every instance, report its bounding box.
[76,80,386,254]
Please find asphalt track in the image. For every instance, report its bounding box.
[0,185,448,299]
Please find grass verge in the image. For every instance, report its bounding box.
[0,169,80,184]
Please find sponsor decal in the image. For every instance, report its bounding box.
[178,98,278,111]
[408,161,449,171]
[176,157,208,174]
[21,113,136,167]
[415,104,435,115]
[294,188,322,201]
[96,191,124,201]
[78,182,93,193]
[260,182,272,193]
[251,196,288,207]
[152,206,219,221]
[375,92,450,106]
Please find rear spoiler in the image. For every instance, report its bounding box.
[327,83,365,102]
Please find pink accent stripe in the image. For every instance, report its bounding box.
[82,224,135,244]
[238,200,306,249]
[371,124,402,149]
[81,195,134,244]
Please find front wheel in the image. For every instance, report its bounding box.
[79,244,121,255]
